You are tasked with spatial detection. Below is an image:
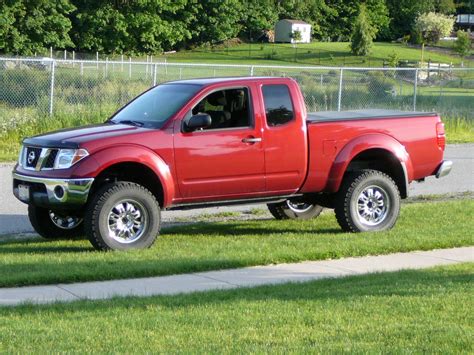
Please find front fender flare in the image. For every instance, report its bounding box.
[75,144,176,207]
[326,134,414,193]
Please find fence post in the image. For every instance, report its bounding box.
[49,60,56,116]
[153,64,157,86]
[146,55,149,77]
[129,57,132,79]
[80,61,83,76]
[337,68,344,111]
[413,68,418,111]
[250,66,254,76]
[96,52,99,69]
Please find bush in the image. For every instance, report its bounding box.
[367,71,397,98]
[386,52,400,67]
[454,30,472,58]
[415,12,455,45]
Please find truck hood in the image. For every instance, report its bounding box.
[23,123,148,148]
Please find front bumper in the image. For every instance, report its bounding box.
[435,160,453,179]
[12,172,94,208]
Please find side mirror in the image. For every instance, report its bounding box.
[183,113,212,132]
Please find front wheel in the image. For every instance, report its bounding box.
[85,182,161,251]
[28,206,84,239]
[335,170,400,233]
[267,199,323,220]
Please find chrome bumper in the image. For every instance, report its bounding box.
[12,172,94,207]
[435,160,453,179]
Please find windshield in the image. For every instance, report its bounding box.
[110,83,201,128]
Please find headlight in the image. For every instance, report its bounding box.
[54,149,89,169]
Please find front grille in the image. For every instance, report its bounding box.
[44,149,58,168]
[22,147,59,170]
[25,147,42,169]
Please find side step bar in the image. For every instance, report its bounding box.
[167,194,302,211]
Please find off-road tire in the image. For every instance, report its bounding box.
[335,169,400,233]
[267,200,323,220]
[28,205,84,239]
[85,182,161,251]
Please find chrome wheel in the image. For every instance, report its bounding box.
[286,200,313,213]
[49,211,83,230]
[355,185,389,226]
[107,199,148,244]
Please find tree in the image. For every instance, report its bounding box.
[386,0,436,40]
[71,4,129,53]
[415,12,455,45]
[350,5,376,56]
[0,2,23,53]
[240,0,278,39]
[326,0,389,41]
[290,30,302,43]
[70,0,196,54]
[435,0,456,14]
[188,0,243,45]
[454,30,472,58]
[0,0,75,55]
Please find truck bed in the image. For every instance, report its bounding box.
[300,109,444,195]
[307,109,437,123]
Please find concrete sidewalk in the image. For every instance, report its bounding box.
[1,247,472,306]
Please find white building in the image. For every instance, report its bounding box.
[275,19,311,43]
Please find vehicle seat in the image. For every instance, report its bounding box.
[206,91,231,129]
[228,90,248,127]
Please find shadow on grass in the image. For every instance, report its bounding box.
[0,244,92,254]
[162,221,343,237]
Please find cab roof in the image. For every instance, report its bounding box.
[163,76,293,86]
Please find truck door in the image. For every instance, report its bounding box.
[260,82,308,193]
[174,85,265,200]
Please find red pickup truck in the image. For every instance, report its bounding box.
[13,77,452,251]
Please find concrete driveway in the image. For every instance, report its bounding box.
[0,144,473,235]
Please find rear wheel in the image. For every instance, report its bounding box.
[85,182,161,251]
[267,199,323,220]
[28,206,83,239]
[335,170,400,232]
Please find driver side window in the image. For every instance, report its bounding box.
[191,88,251,130]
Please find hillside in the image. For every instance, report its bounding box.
[161,42,472,68]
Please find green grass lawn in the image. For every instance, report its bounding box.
[0,263,472,353]
[162,42,472,67]
[434,39,474,57]
[0,200,472,288]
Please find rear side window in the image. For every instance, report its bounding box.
[262,85,294,126]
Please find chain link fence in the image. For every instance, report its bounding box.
[1,57,473,132]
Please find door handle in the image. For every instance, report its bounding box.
[242,137,262,144]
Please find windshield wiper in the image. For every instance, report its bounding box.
[114,120,145,127]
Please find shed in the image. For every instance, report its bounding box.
[274,19,311,43]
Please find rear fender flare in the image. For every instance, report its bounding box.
[326,134,414,193]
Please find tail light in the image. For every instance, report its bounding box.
[436,122,446,151]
